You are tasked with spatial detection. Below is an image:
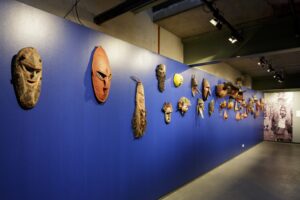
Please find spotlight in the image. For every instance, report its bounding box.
[228,36,238,44]
[210,18,222,30]
[228,31,242,44]
[258,57,266,67]
[267,65,274,72]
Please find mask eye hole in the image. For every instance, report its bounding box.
[24,65,35,73]
[96,71,106,80]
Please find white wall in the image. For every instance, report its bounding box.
[292,92,300,143]
[17,0,184,62]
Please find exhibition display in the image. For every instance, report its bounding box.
[12,47,42,109]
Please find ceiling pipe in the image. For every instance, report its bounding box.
[94,0,160,25]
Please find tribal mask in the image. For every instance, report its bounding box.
[216,83,227,98]
[177,97,191,115]
[156,64,166,92]
[92,46,112,103]
[162,102,173,124]
[197,98,205,119]
[202,78,211,101]
[191,74,199,96]
[209,99,215,116]
[173,73,183,87]
[13,47,42,109]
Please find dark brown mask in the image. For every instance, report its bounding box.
[156,64,166,92]
[191,74,199,97]
[92,46,112,103]
[13,47,42,109]
[162,102,173,124]
[202,78,211,101]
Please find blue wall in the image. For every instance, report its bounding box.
[0,1,263,199]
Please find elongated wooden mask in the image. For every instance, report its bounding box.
[132,78,147,138]
[13,47,42,109]
[92,46,112,103]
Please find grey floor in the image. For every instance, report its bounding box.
[161,142,300,200]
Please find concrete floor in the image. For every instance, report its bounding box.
[161,142,300,200]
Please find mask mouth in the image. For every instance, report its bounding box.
[27,79,37,84]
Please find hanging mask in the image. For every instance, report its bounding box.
[131,77,147,139]
[235,111,241,121]
[209,99,215,116]
[156,64,166,92]
[227,99,234,110]
[91,46,112,103]
[12,47,42,109]
[223,110,228,120]
[202,78,211,101]
[162,102,173,124]
[173,73,183,87]
[220,100,227,110]
[216,83,227,98]
[197,98,205,119]
[191,74,199,97]
[177,97,191,116]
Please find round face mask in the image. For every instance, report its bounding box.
[173,73,183,87]
[92,46,112,103]
[13,47,42,109]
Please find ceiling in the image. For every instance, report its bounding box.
[225,50,300,77]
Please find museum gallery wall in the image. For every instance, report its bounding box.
[0,0,263,200]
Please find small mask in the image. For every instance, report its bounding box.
[92,46,112,103]
[220,100,227,110]
[13,47,42,109]
[235,111,241,121]
[173,73,183,87]
[191,74,199,97]
[216,84,227,98]
[177,97,191,116]
[156,64,166,92]
[202,78,211,101]
[227,99,234,110]
[223,110,228,120]
[162,102,173,124]
[197,98,205,119]
[209,99,215,116]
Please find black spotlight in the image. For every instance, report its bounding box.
[228,31,242,44]
[267,65,274,72]
[210,18,222,30]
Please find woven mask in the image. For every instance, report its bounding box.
[162,102,173,124]
[13,47,42,109]
[92,46,112,103]
[156,64,166,92]
[132,78,147,138]
[177,97,191,116]
[202,78,211,101]
[173,73,183,87]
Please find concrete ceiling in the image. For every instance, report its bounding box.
[225,50,300,77]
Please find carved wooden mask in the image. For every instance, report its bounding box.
[202,78,211,101]
[92,46,112,103]
[13,47,42,109]
[162,102,173,124]
[156,64,166,92]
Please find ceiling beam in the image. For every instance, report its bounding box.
[94,0,161,25]
[153,0,205,22]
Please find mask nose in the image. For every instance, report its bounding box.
[30,71,36,79]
